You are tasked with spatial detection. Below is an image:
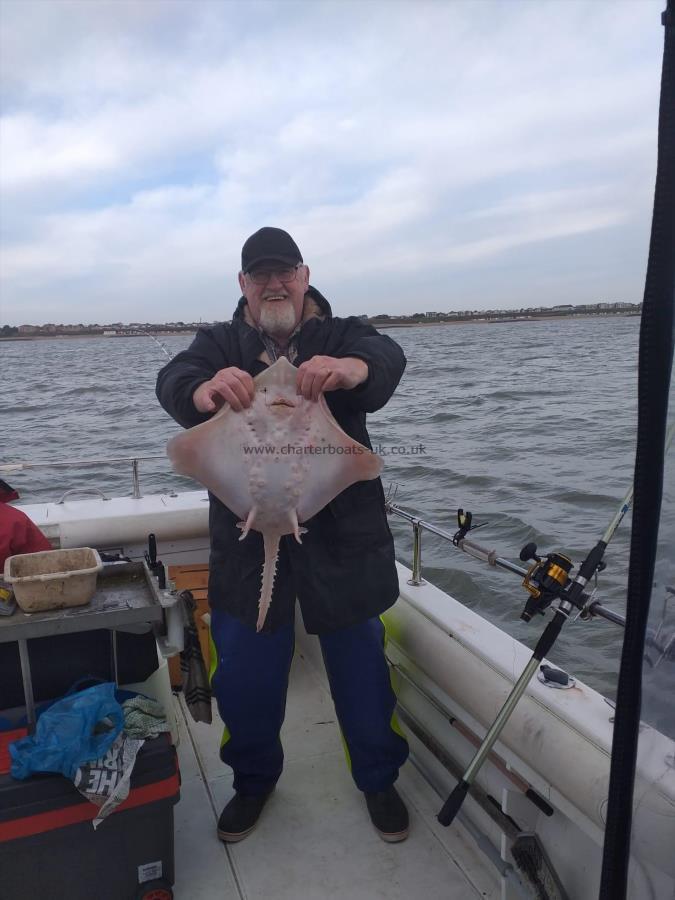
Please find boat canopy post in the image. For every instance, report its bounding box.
[599,1,675,896]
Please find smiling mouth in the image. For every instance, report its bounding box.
[269,397,296,408]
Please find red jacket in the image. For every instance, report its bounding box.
[0,504,52,569]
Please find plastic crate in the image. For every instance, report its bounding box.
[3,548,103,612]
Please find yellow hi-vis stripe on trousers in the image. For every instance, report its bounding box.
[381,614,407,742]
[208,624,231,746]
[335,615,406,773]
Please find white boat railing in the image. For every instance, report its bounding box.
[1,454,652,649]
[384,499,660,650]
[0,454,168,500]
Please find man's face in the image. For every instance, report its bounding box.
[238,261,310,341]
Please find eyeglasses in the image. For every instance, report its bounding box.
[247,265,301,285]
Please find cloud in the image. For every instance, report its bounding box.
[0,0,663,324]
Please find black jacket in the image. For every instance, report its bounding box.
[156,287,406,633]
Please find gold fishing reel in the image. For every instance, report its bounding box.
[519,543,573,622]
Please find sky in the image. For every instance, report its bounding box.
[0,0,665,325]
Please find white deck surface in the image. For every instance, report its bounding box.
[172,647,498,900]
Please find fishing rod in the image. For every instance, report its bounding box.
[148,332,174,360]
[454,420,675,646]
[433,420,675,827]
[387,422,675,643]
[388,501,635,634]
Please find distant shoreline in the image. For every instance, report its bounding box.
[376,312,640,328]
[0,312,641,341]
[0,331,195,342]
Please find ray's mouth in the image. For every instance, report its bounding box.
[268,397,296,408]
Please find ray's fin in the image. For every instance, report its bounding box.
[290,509,308,544]
[237,507,257,541]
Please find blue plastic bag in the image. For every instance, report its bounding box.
[9,682,124,781]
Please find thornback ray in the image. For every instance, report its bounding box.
[166,357,383,631]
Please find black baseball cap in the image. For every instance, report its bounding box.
[241,227,303,273]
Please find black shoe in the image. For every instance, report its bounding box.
[365,786,409,842]
[217,791,273,842]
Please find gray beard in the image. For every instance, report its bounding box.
[259,300,298,342]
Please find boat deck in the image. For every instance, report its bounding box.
[171,644,499,900]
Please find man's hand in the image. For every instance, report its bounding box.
[296,356,369,402]
[193,367,255,413]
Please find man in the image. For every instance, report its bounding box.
[156,227,409,843]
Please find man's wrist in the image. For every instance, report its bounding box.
[192,381,209,411]
[342,357,369,388]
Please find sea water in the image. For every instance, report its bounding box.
[0,316,658,699]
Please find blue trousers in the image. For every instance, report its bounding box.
[209,609,409,795]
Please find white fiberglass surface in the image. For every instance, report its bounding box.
[173,646,497,900]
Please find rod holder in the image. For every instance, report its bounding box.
[131,458,141,499]
[408,519,425,585]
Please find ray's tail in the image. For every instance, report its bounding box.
[256,532,281,632]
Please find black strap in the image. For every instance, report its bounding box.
[599,3,675,896]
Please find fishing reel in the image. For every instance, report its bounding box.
[519,543,574,622]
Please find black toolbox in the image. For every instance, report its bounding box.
[0,731,180,900]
